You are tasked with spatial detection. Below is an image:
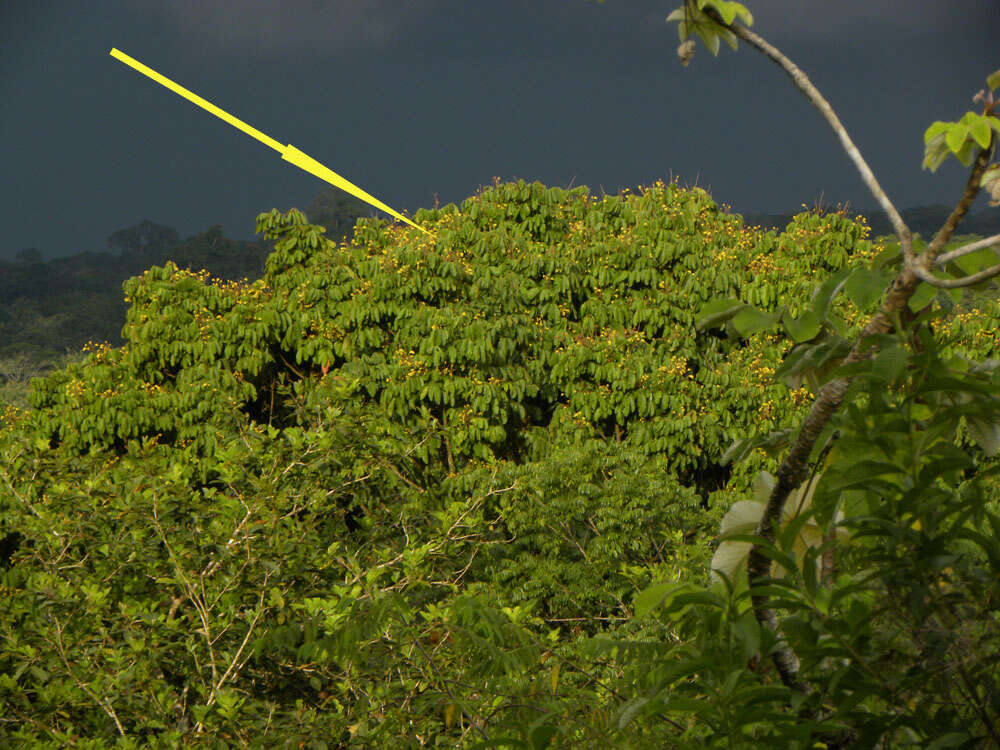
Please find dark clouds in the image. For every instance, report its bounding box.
[2,0,997,260]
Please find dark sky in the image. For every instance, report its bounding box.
[2,0,997,261]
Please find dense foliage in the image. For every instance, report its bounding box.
[2,177,999,746]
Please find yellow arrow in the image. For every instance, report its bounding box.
[109,47,436,240]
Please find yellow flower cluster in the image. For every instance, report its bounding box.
[662,356,689,378]
[748,254,777,275]
[790,387,812,407]
[394,347,428,378]
[64,379,88,399]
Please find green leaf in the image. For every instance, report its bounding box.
[844,267,887,311]
[967,416,1000,456]
[617,697,649,729]
[951,246,1000,276]
[676,16,692,42]
[718,26,739,51]
[822,460,903,493]
[714,1,739,25]
[988,69,1000,92]
[722,499,766,534]
[694,297,744,330]
[954,139,977,167]
[809,268,852,320]
[666,7,687,25]
[731,306,778,337]
[732,684,790,706]
[634,581,692,618]
[781,310,821,343]
[720,437,755,466]
[871,344,908,385]
[908,281,937,312]
[871,241,901,269]
[945,125,968,154]
[697,0,752,26]
[969,117,993,150]
[923,121,950,144]
[694,24,721,56]
[732,2,752,26]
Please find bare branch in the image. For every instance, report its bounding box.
[910,260,1000,288]
[934,232,1000,266]
[700,6,913,256]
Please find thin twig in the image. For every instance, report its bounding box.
[51,615,126,736]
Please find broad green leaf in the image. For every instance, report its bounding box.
[809,268,852,319]
[721,500,766,535]
[925,733,976,750]
[923,121,950,144]
[752,471,775,505]
[988,68,1000,92]
[731,306,778,337]
[967,417,1000,456]
[945,125,968,154]
[694,297,744,330]
[617,697,650,729]
[908,281,937,312]
[954,139,977,167]
[785,471,823,517]
[871,344,907,385]
[712,499,767,583]
[697,0,752,26]
[714,0,739,25]
[969,118,993,149]
[781,310,821,343]
[712,542,754,582]
[634,581,693,618]
[822,460,903,493]
[733,2,752,26]
[844,267,888,311]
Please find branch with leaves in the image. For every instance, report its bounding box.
[659,0,1000,698]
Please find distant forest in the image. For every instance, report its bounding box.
[0,187,381,358]
[1,186,998,408]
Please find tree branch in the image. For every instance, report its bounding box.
[934,232,1000,266]
[701,6,913,256]
[909,260,1000,288]
[693,2,997,695]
